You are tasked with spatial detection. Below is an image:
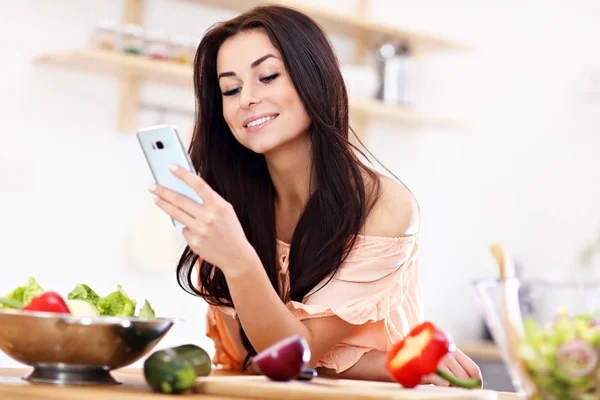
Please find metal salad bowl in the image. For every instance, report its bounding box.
[0,308,176,385]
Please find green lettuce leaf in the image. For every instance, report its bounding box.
[138,300,156,319]
[96,285,136,317]
[68,284,101,306]
[1,277,44,309]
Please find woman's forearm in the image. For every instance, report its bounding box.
[224,254,315,358]
[317,350,394,382]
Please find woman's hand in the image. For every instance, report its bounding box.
[422,348,482,388]
[149,165,258,275]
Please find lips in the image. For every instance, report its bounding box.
[243,113,279,128]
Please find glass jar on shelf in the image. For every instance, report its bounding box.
[119,24,145,55]
[144,30,169,60]
[168,34,196,64]
[90,20,118,51]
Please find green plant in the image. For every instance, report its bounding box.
[579,232,600,267]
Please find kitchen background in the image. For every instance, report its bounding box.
[2,0,600,387]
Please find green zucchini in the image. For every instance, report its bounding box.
[144,344,212,394]
[172,344,212,376]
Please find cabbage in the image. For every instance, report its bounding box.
[96,285,136,317]
[139,300,156,319]
[67,284,100,306]
[1,277,44,309]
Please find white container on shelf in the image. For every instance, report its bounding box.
[119,24,145,55]
[90,20,119,51]
[144,30,169,60]
[168,34,196,64]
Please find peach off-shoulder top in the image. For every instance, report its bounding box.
[205,234,424,373]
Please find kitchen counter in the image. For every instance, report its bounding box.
[0,368,520,400]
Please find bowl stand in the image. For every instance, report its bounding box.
[23,363,122,385]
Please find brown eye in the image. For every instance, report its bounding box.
[222,87,241,97]
[260,73,280,83]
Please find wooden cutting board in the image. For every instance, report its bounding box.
[195,376,499,400]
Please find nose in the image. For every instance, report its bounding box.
[239,84,261,109]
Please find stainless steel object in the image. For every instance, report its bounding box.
[376,42,413,106]
[0,309,176,385]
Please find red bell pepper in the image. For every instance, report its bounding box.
[386,321,482,389]
[22,291,71,314]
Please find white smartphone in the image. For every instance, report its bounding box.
[137,124,203,228]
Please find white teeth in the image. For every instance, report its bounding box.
[246,115,275,127]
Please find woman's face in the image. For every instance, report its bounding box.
[216,29,311,155]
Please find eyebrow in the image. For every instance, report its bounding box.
[218,54,279,80]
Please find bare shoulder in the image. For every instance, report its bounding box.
[362,173,420,237]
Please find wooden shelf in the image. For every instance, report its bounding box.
[35,48,466,129]
[35,49,193,87]
[182,0,470,52]
[34,0,469,131]
[349,97,467,128]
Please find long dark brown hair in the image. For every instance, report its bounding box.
[176,5,382,369]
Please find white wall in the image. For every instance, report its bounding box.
[366,0,600,339]
[1,0,600,367]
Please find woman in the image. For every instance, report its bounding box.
[149,5,481,385]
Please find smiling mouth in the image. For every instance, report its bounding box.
[244,114,279,128]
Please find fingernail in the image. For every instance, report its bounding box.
[169,165,178,171]
[148,184,157,192]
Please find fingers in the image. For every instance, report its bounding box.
[422,363,451,387]
[421,372,450,387]
[149,184,204,217]
[454,348,482,379]
[154,198,195,228]
[424,351,483,388]
[442,354,471,382]
[169,165,214,201]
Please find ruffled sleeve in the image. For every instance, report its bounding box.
[286,235,420,325]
